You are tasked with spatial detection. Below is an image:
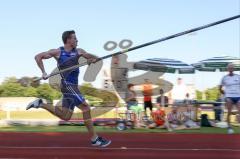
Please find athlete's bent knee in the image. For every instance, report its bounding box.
[61,115,71,121]
[80,104,90,112]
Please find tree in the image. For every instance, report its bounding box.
[0,82,25,97]
[0,76,118,105]
[0,85,4,95]
[36,83,61,101]
[23,87,38,97]
[82,82,93,87]
[30,77,40,87]
[2,77,18,84]
[196,86,220,101]
[17,76,40,87]
[196,90,203,100]
[18,77,32,87]
[205,86,219,100]
[0,77,24,96]
[0,76,61,101]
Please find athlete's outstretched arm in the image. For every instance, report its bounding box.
[35,49,60,79]
[77,48,98,64]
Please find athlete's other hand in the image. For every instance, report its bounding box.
[42,72,48,80]
[87,58,97,65]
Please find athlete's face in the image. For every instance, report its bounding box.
[68,34,78,48]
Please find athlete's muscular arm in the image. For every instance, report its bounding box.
[35,49,60,79]
[77,48,98,64]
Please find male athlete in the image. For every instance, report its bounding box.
[219,63,240,134]
[26,30,111,147]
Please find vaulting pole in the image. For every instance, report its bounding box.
[34,15,240,81]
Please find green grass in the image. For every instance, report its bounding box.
[0,125,239,134]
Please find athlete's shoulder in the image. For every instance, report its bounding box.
[76,48,87,55]
[48,48,61,55]
[36,48,60,59]
[47,48,61,58]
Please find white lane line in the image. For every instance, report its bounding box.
[0,146,240,152]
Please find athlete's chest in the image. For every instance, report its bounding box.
[58,51,78,62]
[61,51,78,57]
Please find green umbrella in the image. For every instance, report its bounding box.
[134,58,195,74]
[192,56,240,72]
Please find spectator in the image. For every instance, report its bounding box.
[126,83,144,126]
[183,93,191,106]
[219,63,240,134]
[148,105,172,131]
[213,93,223,122]
[182,105,200,129]
[142,79,153,114]
[171,78,187,105]
[156,89,169,107]
[167,106,186,130]
[126,84,137,109]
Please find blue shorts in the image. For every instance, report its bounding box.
[60,81,85,111]
[226,97,240,105]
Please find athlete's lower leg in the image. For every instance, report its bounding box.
[79,102,97,140]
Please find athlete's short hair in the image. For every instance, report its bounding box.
[62,30,75,44]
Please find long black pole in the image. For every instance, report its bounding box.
[102,15,240,59]
[36,15,240,81]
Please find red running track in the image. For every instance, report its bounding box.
[0,132,239,159]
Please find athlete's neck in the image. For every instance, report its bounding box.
[64,45,74,52]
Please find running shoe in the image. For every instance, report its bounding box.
[91,136,111,147]
[26,98,43,110]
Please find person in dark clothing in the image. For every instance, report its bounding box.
[213,95,223,122]
[156,89,169,107]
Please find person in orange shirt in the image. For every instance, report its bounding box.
[151,109,165,126]
[148,105,172,131]
[142,79,153,115]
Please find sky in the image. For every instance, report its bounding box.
[0,0,239,90]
